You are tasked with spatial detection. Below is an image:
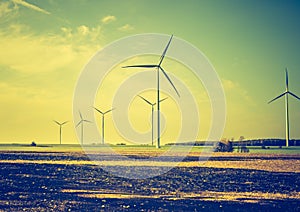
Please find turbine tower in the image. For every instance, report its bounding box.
[138,95,168,146]
[123,34,180,148]
[268,68,300,147]
[53,120,68,145]
[76,111,92,145]
[93,107,114,145]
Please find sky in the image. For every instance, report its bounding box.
[0,0,300,144]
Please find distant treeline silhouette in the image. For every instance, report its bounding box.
[167,139,300,146]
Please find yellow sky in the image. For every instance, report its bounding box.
[1,0,300,144]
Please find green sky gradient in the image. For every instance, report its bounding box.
[0,0,300,144]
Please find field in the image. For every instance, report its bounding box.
[0,144,299,211]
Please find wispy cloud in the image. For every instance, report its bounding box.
[222,78,237,90]
[101,15,116,24]
[0,23,102,74]
[0,1,18,21]
[222,78,255,105]
[77,25,89,36]
[118,24,134,31]
[61,25,102,43]
[0,1,13,17]
[12,0,50,15]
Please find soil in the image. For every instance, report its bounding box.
[0,151,299,211]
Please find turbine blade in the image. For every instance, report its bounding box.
[286,68,289,91]
[268,92,287,104]
[288,91,300,100]
[122,65,158,68]
[76,120,82,128]
[53,120,60,125]
[79,111,83,120]
[93,107,104,115]
[160,67,180,97]
[158,34,173,66]
[104,108,114,114]
[61,121,68,125]
[83,120,92,123]
[138,95,153,105]
[159,97,168,103]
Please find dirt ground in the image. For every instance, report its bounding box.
[0,151,299,211]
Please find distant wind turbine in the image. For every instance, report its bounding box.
[93,107,114,145]
[268,68,300,147]
[53,120,68,145]
[76,111,92,145]
[123,34,180,148]
[138,95,168,146]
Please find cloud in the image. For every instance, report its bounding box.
[0,35,75,73]
[60,27,72,38]
[0,1,18,21]
[12,0,50,15]
[118,24,134,31]
[222,78,237,90]
[0,24,102,74]
[77,25,89,36]
[0,1,13,17]
[61,25,102,44]
[222,78,255,105]
[101,15,116,24]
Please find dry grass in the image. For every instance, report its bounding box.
[61,189,300,203]
[1,154,299,173]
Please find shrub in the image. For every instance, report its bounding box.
[214,141,233,152]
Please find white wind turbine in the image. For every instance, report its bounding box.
[268,69,300,147]
[93,107,114,145]
[123,34,180,148]
[138,95,168,146]
[53,120,68,145]
[76,111,92,145]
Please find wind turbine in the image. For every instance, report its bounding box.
[53,120,68,145]
[138,95,168,146]
[268,68,300,147]
[93,107,114,145]
[123,34,180,148]
[76,111,92,145]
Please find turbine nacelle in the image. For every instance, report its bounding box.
[268,91,300,104]
[93,107,115,116]
[138,95,168,106]
[53,120,68,145]
[122,34,178,148]
[138,95,168,146]
[76,119,92,127]
[268,69,300,147]
[53,120,68,126]
[76,111,92,145]
[268,69,300,104]
[93,107,114,145]
[76,111,92,127]
[122,35,180,98]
